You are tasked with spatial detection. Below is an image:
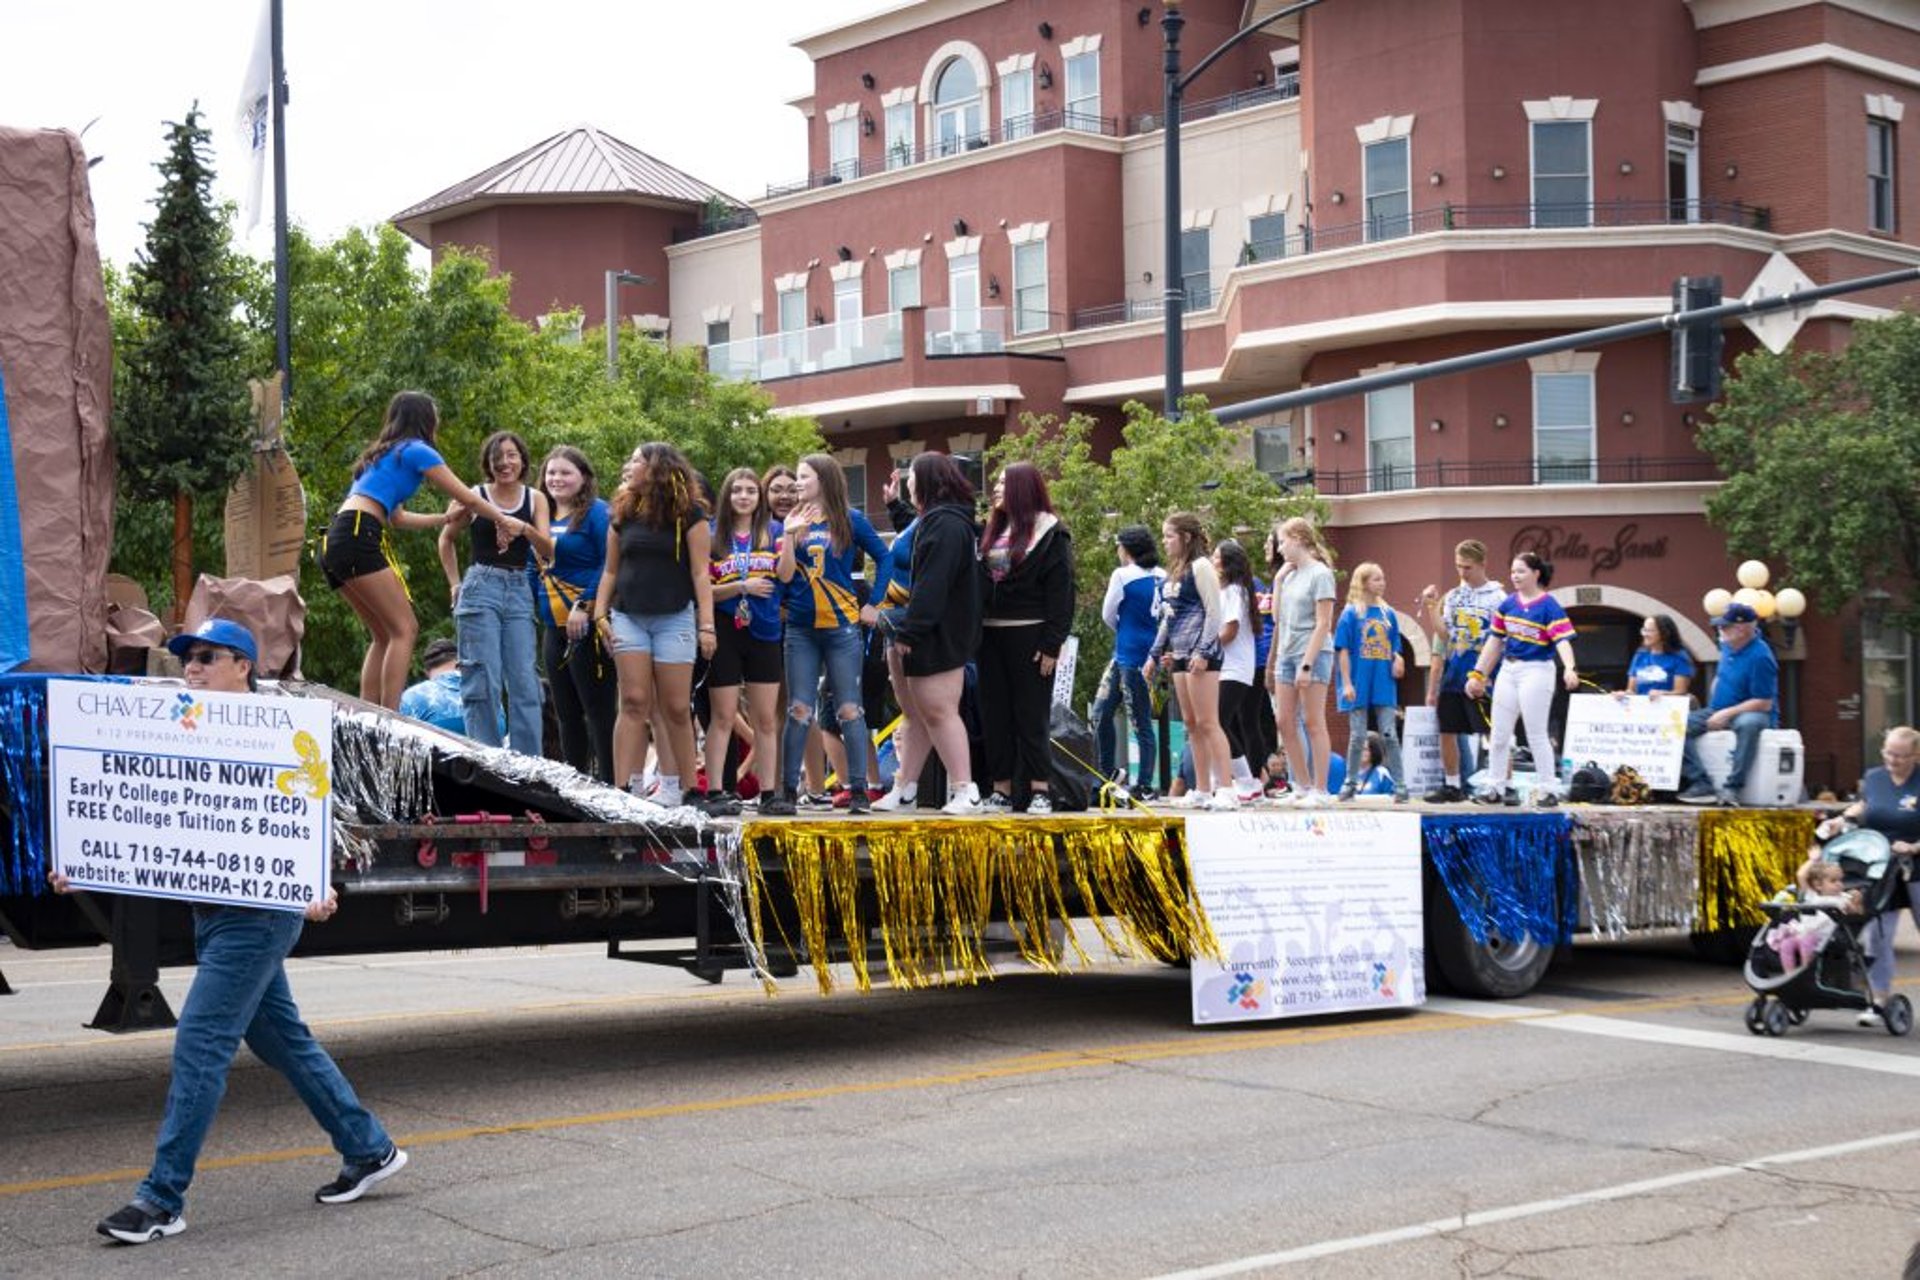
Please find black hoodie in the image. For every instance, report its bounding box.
[982,518,1076,657]
[893,501,981,675]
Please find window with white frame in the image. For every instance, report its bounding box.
[1013,240,1047,334]
[1247,211,1286,262]
[1065,49,1100,131]
[948,252,981,332]
[1001,67,1034,140]
[777,286,806,364]
[828,114,859,181]
[933,59,983,156]
[1365,384,1414,492]
[1534,370,1596,484]
[833,277,862,348]
[1870,116,1897,233]
[1180,228,1211,309]
[888,262,921,311]
[1666,121,1699,223]
[884,102,916,169]
[1363,137,1410,241]
[1531,120,1591,227]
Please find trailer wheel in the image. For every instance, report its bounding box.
[1427,880,1551,999]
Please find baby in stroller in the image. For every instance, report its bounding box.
[1743,828,1914,1037]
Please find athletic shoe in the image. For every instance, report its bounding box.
[1715,788,1739,807]
[97,1201,184,1245]
[984,792,1014,812]
[315,1146,408,1205]
[1423,784,1466,804]
[829,788,854,809]
[1393,790,1411,804]
[654,786,684,809]
[797,791,835,810]
[1207,788,1240,811]
[846,790,871,815]
[1676,786,1719,805]
[871,786,917,812]
[1530,789,1560,808]
[941,789,984,816]
[1859,1009,1884,1027]
[1026,794,1055,815]
[758,791,796,816]
[1336,786,1358,803]
[1294,790,1332,808]
[1502,787,1523,807]
[1234,781,1266,804]
[1471,787,1505,805]
[696,791,741,817]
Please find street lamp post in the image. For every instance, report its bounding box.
[604,269,655,379]
[1161,0,1326,420]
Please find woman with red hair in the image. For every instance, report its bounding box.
[977,462,1076,813]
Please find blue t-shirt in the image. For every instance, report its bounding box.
[1439,579,1506,691]
[1492,592,1573,662]
[1252,577,1274,673]
[1103,564,1164,669]
[347,438,444,516]
[1859,765,1920,846]
[529,498,609,627]
[710,519,784,642]
[1333,602,1400,712]
[397,671,501,736]
[1710,635,1779,724]
[1627,648,1694,695]
[781,509,891,629]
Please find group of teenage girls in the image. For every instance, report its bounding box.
[319,390,1079,817]
[320,391,1596,816]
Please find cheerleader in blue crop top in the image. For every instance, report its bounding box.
[530,446,617,783]
[768,454,891,814]
[322,390,524,709]
[704,466,785,806]
[1465,552,1580,803]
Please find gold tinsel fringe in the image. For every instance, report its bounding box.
[1695,809,1817,932]
[737,817,1221,994]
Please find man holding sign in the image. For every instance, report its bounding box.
[50,620,406,1245]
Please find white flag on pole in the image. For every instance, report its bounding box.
[235,0,272,233]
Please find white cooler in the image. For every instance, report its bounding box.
[1696,728,1804,806]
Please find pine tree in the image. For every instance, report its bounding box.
[117,105,254,618]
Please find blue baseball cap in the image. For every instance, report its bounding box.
[166,618,259,665]
[1714,601,1760,628]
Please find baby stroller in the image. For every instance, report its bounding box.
[1742,828,1914,1037]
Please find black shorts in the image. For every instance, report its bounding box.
[1436,689,1491,735]
[1175,653,1223,674]
[318,509,390,589]
[707,619,782,686]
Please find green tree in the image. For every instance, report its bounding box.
[115,107,254,618]
[1698,312,1920,626]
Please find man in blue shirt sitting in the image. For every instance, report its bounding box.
[398,638,467,733]
[1677,601,1778,805]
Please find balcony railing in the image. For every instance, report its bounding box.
[1069,198,1772,331]
[707,307,1012,383]
[670,208,759,244]
[1130,72,1300,132]
[765,109,1121,198]
[1309,455,1720,495]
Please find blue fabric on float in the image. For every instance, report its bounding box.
[0,675,131,896]
[1423,812,1579,949]
[0,366,30,674]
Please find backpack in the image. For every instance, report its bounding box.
[1567,761,1613,803]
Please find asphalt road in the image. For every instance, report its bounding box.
[2,926,1918,1279]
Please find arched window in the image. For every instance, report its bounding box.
[933,58,983,156]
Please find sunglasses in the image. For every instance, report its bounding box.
[182,649,233,666]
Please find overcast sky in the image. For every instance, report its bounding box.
[0,0,881,268]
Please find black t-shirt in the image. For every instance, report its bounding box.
[613,514,696,616]
[470,484,533,569]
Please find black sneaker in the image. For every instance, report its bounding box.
[846,790,871,815]
[1676,786,1718,805]
[97,1201,184,1245]
[1423,784,1466,804]
[315,1145,408,1205]
[696,791,741,817]
[1501,787,1523,807]
[758,791,796,816]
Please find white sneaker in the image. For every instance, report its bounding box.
[1294,789,1332,808]
[1026,794,1054,815]
[654,785,684,809]
[1208,787,1240,811]
[872,786,917,812]
[983,791,1013,812]
[941,785,983,816]
[1234,781,1265,804]
[1858,1009,1884,1028]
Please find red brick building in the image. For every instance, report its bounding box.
[397,1,1920,792]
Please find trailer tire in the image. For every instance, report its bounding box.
[1427,880,1551,999]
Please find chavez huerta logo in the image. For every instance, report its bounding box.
[1226,970,1266,1011]
[171,691,206,731]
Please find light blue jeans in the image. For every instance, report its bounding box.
[1679,707,1771,793]
[1092,660,1156,788]
[457,563,543,755]
[138,906,390,1214]
[1864,880,1920,994]
[783,625,868,795]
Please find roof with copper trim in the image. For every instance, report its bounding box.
[391,126,735,239]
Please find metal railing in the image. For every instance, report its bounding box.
[1069,198,1772,331]
[925,306,1008,355]
[1308,455,1720,495]
[707,312,905,383]
[1130,72,1300,132]
[669,208,758,244]
[765,109,1122,198]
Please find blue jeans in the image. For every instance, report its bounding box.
[1864,880,1920,994]
[1092,659,1155,787]
[138,907,390,1214]
[783,625,868,794]
[456,563,543,754]
[1679,707,1770,792]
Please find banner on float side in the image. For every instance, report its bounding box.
[1050,634,1079,707]
[1561,693,1688,790]
[48,680,332,912]
[1400,705,1444,793]
[1185,811,1424,1024]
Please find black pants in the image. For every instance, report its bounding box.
[1219,678,1262,766]
[979,624,1051,802]
[543,626,617,784]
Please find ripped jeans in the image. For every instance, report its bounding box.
[781,624,869,796]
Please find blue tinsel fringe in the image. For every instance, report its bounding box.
[1423,812,1578,948]
[0,674,131,896]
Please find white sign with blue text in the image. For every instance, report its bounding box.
[1561,692,1688,790]
[1185,811,1424,1024]
[48,680,333,912]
